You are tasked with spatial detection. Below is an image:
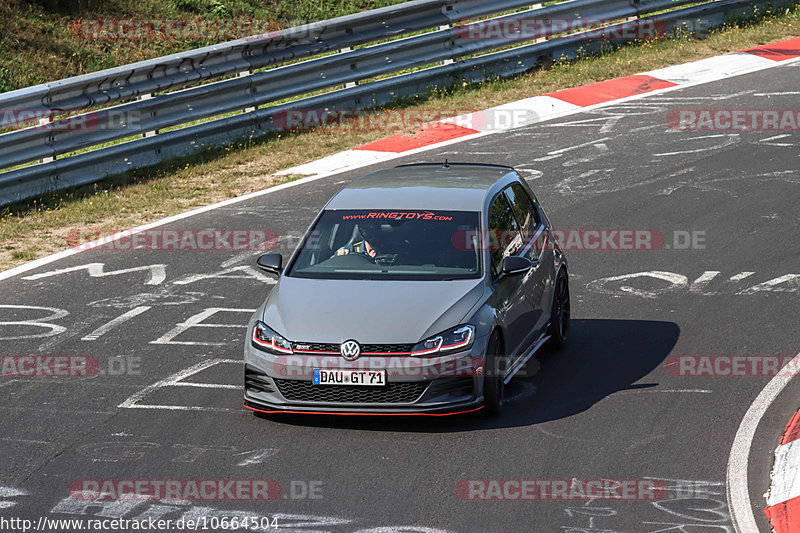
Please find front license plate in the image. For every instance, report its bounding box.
[312,369,386,386]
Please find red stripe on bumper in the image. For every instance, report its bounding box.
[545,75,677,107]
[244,403,484,416]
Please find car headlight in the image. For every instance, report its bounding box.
[252,321,293,354]
[411,325,475,357]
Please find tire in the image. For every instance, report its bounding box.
[483,331,505,416]
[548,269,570,349]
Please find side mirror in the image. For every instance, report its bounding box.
[256,253,283,275]
[501,255,535,277]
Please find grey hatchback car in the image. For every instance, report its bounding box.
[243,162,569,416]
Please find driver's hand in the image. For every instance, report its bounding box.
[336,248,350,256]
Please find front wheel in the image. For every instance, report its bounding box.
[548,270,570,349]
[483,331,505,416]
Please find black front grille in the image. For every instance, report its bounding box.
[274,379,428,404]
[292,342,414,354]
[292,342,339,353]
[245,364,276,394]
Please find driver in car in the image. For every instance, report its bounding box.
[335,238,378,258]
[334,226,384,259]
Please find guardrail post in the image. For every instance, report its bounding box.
[138,94,158,138]
[240,70,258,113]
[439,25,455,65]
[340,47,359,88]
[39,114,55,163]
[528,6,547,43]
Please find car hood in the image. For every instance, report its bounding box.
[261,276,485,344]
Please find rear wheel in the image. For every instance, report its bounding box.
[549,269,570,349]
[483,331,505,416]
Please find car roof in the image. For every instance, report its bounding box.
[325,163,518,211]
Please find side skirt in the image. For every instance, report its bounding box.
[503,331,551,385]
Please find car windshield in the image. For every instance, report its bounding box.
[287,209,482,280]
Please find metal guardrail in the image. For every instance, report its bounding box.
[0,0,795,204]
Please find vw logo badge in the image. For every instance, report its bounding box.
[340,340,361,361]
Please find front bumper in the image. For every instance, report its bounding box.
[243,340,487,415]
[243,397,485,416]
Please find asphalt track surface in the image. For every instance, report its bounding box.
[0,60,798,532]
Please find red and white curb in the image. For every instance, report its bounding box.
[765,409,800,533]
[277,36,800,178]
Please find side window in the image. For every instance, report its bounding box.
[488,193,522,277]
[504,183,540,236]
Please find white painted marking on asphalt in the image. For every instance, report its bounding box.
[22,263,167,286]
[563,143,609,167]
[729,272,755,282]
[0,487,28,497]
[219,250,257,269]
[727,351,800,533]
[533,137,612,161]
[0,437,51,444]
[118,358,239,410]
[589,271,800,297]
[123,404,240,412]
[754,91,800,96]
[35,313,97,353]
[235,448,279,466]
[738,274,800,294]
[81,306,151,341]
[758,133,794,147]
[0,305,68,340]
[355,526,453,533]
[173,265,275,286]
[170,382,239,389]
[587,271,689,299]
[544,116,622,131]
[690,271,721,292]
[654,134,739,157]
[0,486,28,510]
[150,308,254,346]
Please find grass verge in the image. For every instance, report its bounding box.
[0,5,798,271]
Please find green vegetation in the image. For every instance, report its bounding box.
[0,0,407,90]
